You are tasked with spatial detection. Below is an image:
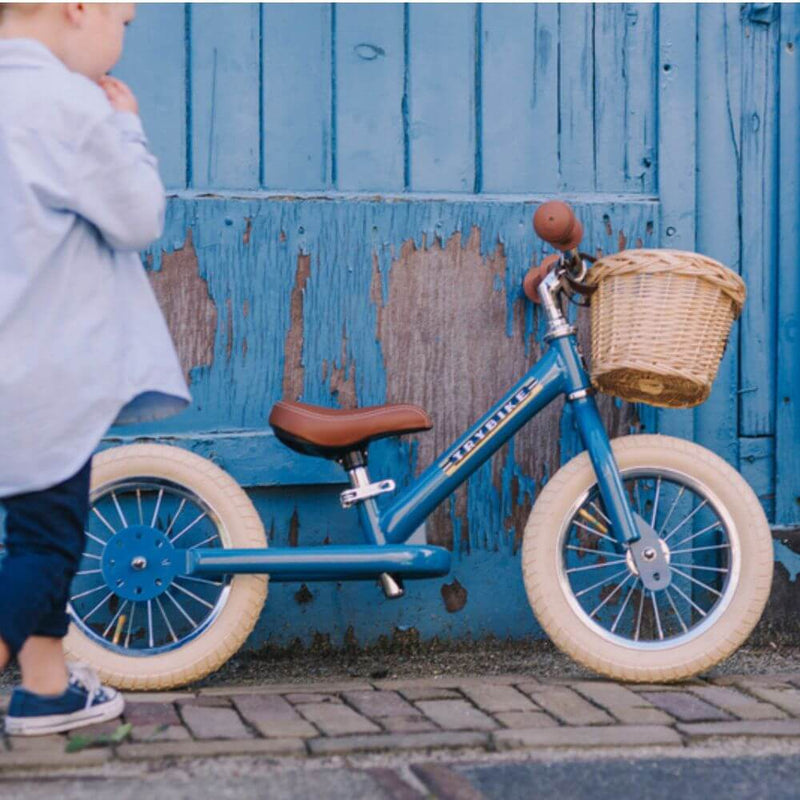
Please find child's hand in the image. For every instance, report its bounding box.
[98,75,139,115]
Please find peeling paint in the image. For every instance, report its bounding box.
[441,578,468,612]
[774,540,800,582]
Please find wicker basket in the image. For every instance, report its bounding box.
[584,249,746,408]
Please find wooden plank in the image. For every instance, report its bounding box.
[740,4,780,436]
[654,3,698,442]
[408,3,475,192]
[740,437,776,521]
[481,4,558,193]
[776,4,800,524]
[694,3,743,467]
[559,3,595,193]
[263,3,332,190]
[190,3,260,190]
[594,4,657,194]
[335,3,405,191]
[99,432,348,487]
[113,3,186,189]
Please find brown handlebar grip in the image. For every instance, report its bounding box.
[523,254,560,303]
[533,201,584,252]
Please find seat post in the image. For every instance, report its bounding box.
[340,451,405,600]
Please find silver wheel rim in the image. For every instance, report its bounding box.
[68,478,232,656]
[556,467,741,651]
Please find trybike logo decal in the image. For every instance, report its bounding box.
[439,377,543,476]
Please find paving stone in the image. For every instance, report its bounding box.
[199,681,374,696]
[0,748,111,770]
[176,696,232,708]
[7,735,67,753]
[397,687,463,702]
[520,686,613,726]
[494,724,682,750]
[70,719,124,739]
[459,685,537,714]
[130,725,191,743]
[374,678,468,691]
[343,691,418,718]
[710,674,795,689]
[117,738,306,761]
[380,716,438,734]
[124,692,196,703]
[639,691,731,722]
[678,720,800,739]
[689,686,787,721]
[308,731,489,756]
[495,711,558,729]
[124,702,182,728]
[231,694,317,738]
[366,768,427,800]
[298,702,381,735]
[572,682,674,725]
[180,704,253,740]
[745,687,800,717]
[415,700,497,731]
[285,693,342,705]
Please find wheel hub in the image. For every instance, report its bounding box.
[101,525,181,602]
[626,537,671,577]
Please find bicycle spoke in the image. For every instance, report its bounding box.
[670,565,722,597]
[172,581,215,610]
[178,575,224,588]
[125,603,136,648]
[589,501,612,525]
[650,477,662,528]
[102,600,129,639]
[163,499,187,538]
[82,591,113,622]
[111,491,128,528]
[664,587,688,634]
[188,534,219,550]
[651,591,664,640]
[566,558,628,575]
[91,507,117,537]
[81,552,102,561]
[151,488,164,528]
[573,520,618,546]
[669,522,723,550]
[574,566,631,599]
[71,583,108,601]
[136,489,143,525]
[170,511,208,545]
[165,588,197,627]
[147,600,154,648]
[634,589,646,641]
[84,530,108,548]
[611,578,639,634]
[155,596,178,643]
[670,562,730,574]
[663,500,709,543]
[670,582,708,618]
[75,569,102,576]
[670,544,730,555]
[578,508,609,535]
[657,486,685,537]
[588,573,634,619]
[634,480,644,517]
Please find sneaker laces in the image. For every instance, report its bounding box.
[67,663,104,709]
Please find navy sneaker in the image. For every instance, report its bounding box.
[4,664,124,736]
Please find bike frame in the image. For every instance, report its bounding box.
[185,272,642,584]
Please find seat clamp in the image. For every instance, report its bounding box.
[340,479,396,509]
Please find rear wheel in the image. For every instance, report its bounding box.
[64,444,267,690]
[522,435,773,682]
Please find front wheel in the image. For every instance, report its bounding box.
[64,444,268,690]
[522,434,773,682]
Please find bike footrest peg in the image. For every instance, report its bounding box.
[380,572,405,599]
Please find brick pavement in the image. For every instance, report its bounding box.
[3,672,800,770]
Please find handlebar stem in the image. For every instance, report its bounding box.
[537,270,576,341]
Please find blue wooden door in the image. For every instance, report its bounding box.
[96,3,798,648]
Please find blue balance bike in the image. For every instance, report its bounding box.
[65,202,773,689]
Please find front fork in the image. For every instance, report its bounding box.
[543,273,671,591]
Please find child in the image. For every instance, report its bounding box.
[0,3,190,735]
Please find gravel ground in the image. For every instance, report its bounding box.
[1,637,797,691]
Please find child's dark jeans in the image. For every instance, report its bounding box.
[0,459,91,658]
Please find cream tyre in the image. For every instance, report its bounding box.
[64,444,267,690]
[522,434,773,682]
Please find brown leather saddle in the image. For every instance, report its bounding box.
[269,400,432,459]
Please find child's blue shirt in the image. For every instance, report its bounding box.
[0,38,191,496]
